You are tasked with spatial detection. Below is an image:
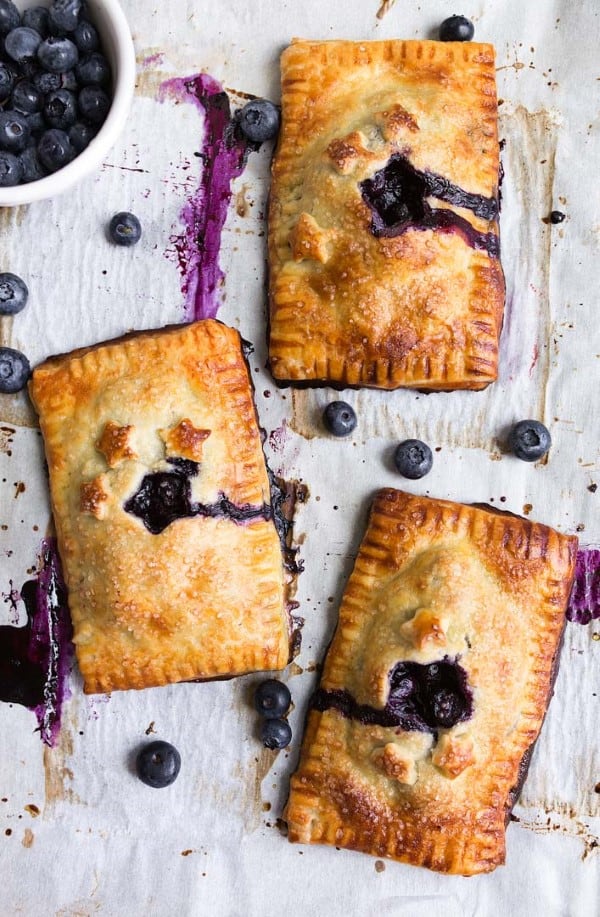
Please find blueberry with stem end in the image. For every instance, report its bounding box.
[136,740,181,788]
[22,7,50,38]
[439,15,475,42]
[43,88,77,130]
[108,211,142,246]
[393,439,433,479]
[32,69,61,94]
[0,1,20,36]
[509,420,551,462]
[0,347,30,393]
[260,718,292,750]
[238,98,280,143]
[323,400,357,437]
[0,111,31,152]
[37,36,78,73]
[48,0,82,34]
[5,27,42,63]
[254,679,291,719]
[0,273,28,315]
[0,150,22,185]
[78,84,110,123]
[37,128,74,172]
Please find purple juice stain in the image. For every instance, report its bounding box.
[567,549,600,624]
[360,154,499,257]
[0,538,73,746]
[158,73,256,321]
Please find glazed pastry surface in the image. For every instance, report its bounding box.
[269,39,505,390]
[285,490,577,875]
[30,320,290,693]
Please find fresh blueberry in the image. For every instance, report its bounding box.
[108,211,142,246]
[25,111,45,134]
[32,69,61,94]
[254,679,291,719]
[0,347,30,393]
[323,400,357,437]
[43,88,77,130]
[37,36,78,73]
[0,273,28,315]
[75,51,110,87]
[19,145,46,182]
[550,210,565,224]
[11,80,42,113]
[393,439,433,479]
[0,61,15,103]
[37,128,74,171]
[0,111,31,152]
[509,419,551,462]
[238,98,280,143]
[4,27,42,63]
[439,15,475,41]
[22,7,50,38]
[0,150,22,184]
[72,19,98,52]
[48,0,82,34]
[78,84,109,123]
[260,717,292,750]
[68,120,96,152]
[136,740,181,789]
[0,1,20,37]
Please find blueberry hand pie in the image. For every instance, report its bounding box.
[268,39,505,390]
[30,321,292,693]
[285,490,577,874]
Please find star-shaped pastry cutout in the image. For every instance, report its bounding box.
[401,608,447,650]
[432,733,475,779]
[290,213,332,264]
[96,421,137,467]
[159,419,211,462]
[372,742,417,785]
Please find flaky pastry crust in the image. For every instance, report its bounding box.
[285,490,577,875]
[30,320,290,693]
[268,39,505,390]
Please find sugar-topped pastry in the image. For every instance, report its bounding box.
[268,39,505,390]
[285,490,577,875]
[30,320,292,694]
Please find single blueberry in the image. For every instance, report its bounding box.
[48,0,82,34]
[72,19,98,52]
[37,36,78,73]
[25,110,45,135]
[0,111,31,152]
[439,15,475,41]
[4,27,42,63]
[254,679,291,719]
[509,420,551,462]
[136,740,181,789]
[323,400,357,437]
[0,272,28,315]
[431,688,464,729]
[393,439,433,479]
[75,51,110,87]
[11,80,42,113]
[550,210,565,224]
[22,7,50,38]
[238,98,280,143]
[0,1,20,37]
[32,69,61,94]
[108,211,142,246]
[0,149,22,184]
[19,145,46,182]
[0,61,14,103]
[0,347,30,393]
[78,84,109,123]
[43,88,77,130]
[260,717,292,750]
[68,120,96,152]
[37,127,74,171]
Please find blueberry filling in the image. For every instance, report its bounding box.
[312,657,472,735]
[359,154,499,257]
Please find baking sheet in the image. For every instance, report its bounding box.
[1,1,599,914]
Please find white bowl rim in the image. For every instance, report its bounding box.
[0,0,136,207]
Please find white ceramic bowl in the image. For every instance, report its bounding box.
[0,0,136,206]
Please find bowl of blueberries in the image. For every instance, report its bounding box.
[0,0,135,205]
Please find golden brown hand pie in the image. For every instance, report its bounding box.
[268,39,505,390]
[30,321,292,694]
[285,490,577,875]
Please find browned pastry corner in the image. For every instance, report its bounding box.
[29,320,291,694]
[268,39,505,390]
[285,490,577,875]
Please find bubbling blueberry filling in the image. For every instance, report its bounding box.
[312,657,473,736]
[359,154,499,257]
